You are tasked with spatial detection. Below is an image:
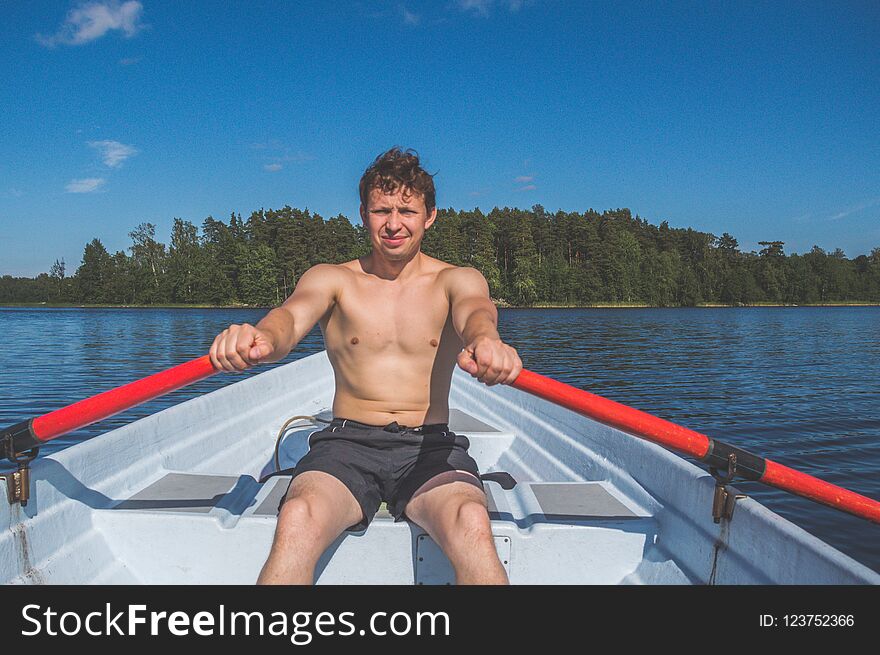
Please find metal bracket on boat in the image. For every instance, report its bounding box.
[2,418,40,506]
[701,438,764,523]
[3,448,39,507]
[702,439,766,482]
[709,453,747,523]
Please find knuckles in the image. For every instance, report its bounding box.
[212,323,259,372]
[468,339,521,384]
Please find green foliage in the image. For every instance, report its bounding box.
[2,207,878,306]
[237,243,278,306]
[128,222,168,303]
[75,238,114,303]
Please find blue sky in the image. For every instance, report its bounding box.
[1,0,878,276]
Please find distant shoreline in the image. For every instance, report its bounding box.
[3,301,879,309]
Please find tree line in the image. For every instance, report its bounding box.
[2,205,879,306]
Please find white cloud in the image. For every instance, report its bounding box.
[402,6,420,25]
[88,140,138,167]
[457,0,525,17]
[517,184,537,191]
[458,0,492,17]
[37,1,144,47]
[252,141,313,170]
[794,197,880,223]
[828,197,880,221]
[514,175,534,183]
[66,178,106,193]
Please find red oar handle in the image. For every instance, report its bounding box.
[3,355,219,455]
[511,368,880,524]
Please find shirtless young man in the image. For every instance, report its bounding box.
[208,147,522,585]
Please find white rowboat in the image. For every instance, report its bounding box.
[1,351,877,584]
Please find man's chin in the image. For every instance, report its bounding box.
[374,242,418,260]
[379,248,413,261]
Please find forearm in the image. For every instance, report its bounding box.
[255,307,296,362]
[460,307,500,344]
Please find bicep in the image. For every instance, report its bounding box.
[278,264,339,343]
[447,268,497,336]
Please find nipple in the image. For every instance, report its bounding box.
[429,339,438,347]
[350,337,359,345]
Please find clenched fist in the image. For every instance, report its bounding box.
[457,335,523,386]
[209,323,276,372]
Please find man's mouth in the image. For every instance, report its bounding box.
[381,235,407,247]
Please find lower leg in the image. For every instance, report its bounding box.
[257,472,363,585]
[257,500,331,584]
[405,476,509,585]
[442,502,508,585]
[453,548,508,585]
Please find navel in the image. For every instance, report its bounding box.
[429,338,438,347]
[350,336,360,345]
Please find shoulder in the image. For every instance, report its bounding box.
[438,265,490,298]
[416,254,482,288]
[438,264,487,283]
[292,263,353,299]
[300,262,355,282]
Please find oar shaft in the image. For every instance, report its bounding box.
[5,356,218,452]
[511,368,880,524]
[761,460,880,523]
[511,368,712,457]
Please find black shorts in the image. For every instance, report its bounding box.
[279,417,484,532]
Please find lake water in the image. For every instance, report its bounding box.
[1,306,878,574]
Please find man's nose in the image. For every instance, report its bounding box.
[385,210,402,231]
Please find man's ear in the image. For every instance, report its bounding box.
[425,207,438,230]
[359,203,367,223]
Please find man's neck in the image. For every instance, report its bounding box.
[360,250,425,281]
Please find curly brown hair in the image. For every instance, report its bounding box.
[359,147,436,212]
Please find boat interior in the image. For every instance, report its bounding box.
[3,353,875,585]
[93,407,676,585]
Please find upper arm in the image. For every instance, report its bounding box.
[445,267,498,338]
[277,264,341,345]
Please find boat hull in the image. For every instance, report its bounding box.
[1,351,876,584]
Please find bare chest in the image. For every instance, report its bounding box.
[323,278,453,354]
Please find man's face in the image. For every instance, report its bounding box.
[360,186,437,261]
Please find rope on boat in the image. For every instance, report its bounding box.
[273,415,330,474]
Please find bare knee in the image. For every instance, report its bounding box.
[277,472,363,536]
[424,497,492,551]
[274,497,325,544]
[453,499,492,537]
[277,496,315,529]
[275,492,358,546]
